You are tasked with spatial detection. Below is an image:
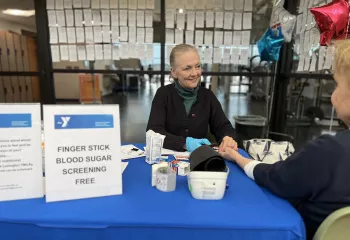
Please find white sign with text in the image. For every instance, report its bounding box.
[44,105,122,202]
[0,104,43,201]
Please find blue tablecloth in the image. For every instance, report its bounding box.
[0,144,305,240]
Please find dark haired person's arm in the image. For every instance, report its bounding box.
[146,89,186,151]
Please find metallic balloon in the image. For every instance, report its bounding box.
[258,26,284,62]
[310,0,350,46]
[270,2,297,43]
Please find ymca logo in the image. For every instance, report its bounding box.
[60,117,70,128]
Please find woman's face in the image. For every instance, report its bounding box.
[331,72,350,126]
[171,50,202,89]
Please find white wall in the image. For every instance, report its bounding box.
[0,19,36,34]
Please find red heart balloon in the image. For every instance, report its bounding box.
[310,0,350,46]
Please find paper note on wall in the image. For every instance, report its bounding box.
[177,13,185,29]
[65,10,74,26]
[204,31,213,45]
[85,27,94,43]
[92,10,101,25]
[243,13,252,30]
[93,26,103,43]
[129,10,137,27]
[206,11,214,28]
[145,11,153,27]
[56,10,66,26]
[49,28,58,44]
[73,0,82,8]
[166,29,174,44]
[119,10,127,26]
[223,32,232,46]
[196,12,205,28]
[223,48,230,64]
[86,45,95,60]
[175,29,183,44]
[138,0,146,9]
[51,45,60,62]
[215,12,224,28]
[67,27,76,43]
[58,27,68,43]
[112,26,119,42]
[60,45,69,61]
[74,10,83,27]
[95,44,104,60]
[100,0,109,8]
[224,12,233,30]
[146,44,153,60]
[84,9,93,26]
[47,11,57,26]
[187,12,195,30]
[234,13,242,30]
[231,48,239,64]
[214,31,223,47]
[68,45,77,61]
[113,45,120,60]
[213,48,222,63]
[102,26,111,43]
[146,0,155,9]
[111,10,119,26]
[120,26,128,41]
[101,10,110,26]
[129,26,137,43]
[145,28,153,43]
[137,27,145,43]
[195,30,204,46]
[166,9,175,28]
[233,31,242,46]
[77,46,86,60]
[137,11,145,27]
[103,44,112,59]
[186,30,194,45]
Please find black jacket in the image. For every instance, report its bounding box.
[253,130,350,239]
[146,84,236,151]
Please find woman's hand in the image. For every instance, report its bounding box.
[219,147,241,162]
[219,136,238,152]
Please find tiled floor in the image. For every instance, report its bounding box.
[58,80,344,150]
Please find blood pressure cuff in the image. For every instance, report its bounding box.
[189,145,226,172]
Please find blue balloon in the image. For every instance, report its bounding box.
[257,26,284,62]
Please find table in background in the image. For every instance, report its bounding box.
[0,144,306,240]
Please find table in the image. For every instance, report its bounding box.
[0,144,306,240]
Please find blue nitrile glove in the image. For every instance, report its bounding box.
[186,137,211,152]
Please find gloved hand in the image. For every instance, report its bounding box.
[186,137,211,152]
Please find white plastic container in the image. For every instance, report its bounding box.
[187,167,229,200]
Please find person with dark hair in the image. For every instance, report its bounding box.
[146,44,237,152]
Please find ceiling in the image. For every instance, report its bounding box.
[0,0,36,29]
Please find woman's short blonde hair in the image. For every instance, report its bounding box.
[170,44,198,68]
[334,39,350,77]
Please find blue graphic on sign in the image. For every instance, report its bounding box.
[54,114,114,129]
[0,114,32,128]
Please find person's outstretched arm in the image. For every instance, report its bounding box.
[146,88,186,151]
[220,135,339,199]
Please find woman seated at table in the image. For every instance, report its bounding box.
[146,44,237,152]
[219,39,350,239]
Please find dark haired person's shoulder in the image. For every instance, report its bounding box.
[333,130,350,150]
